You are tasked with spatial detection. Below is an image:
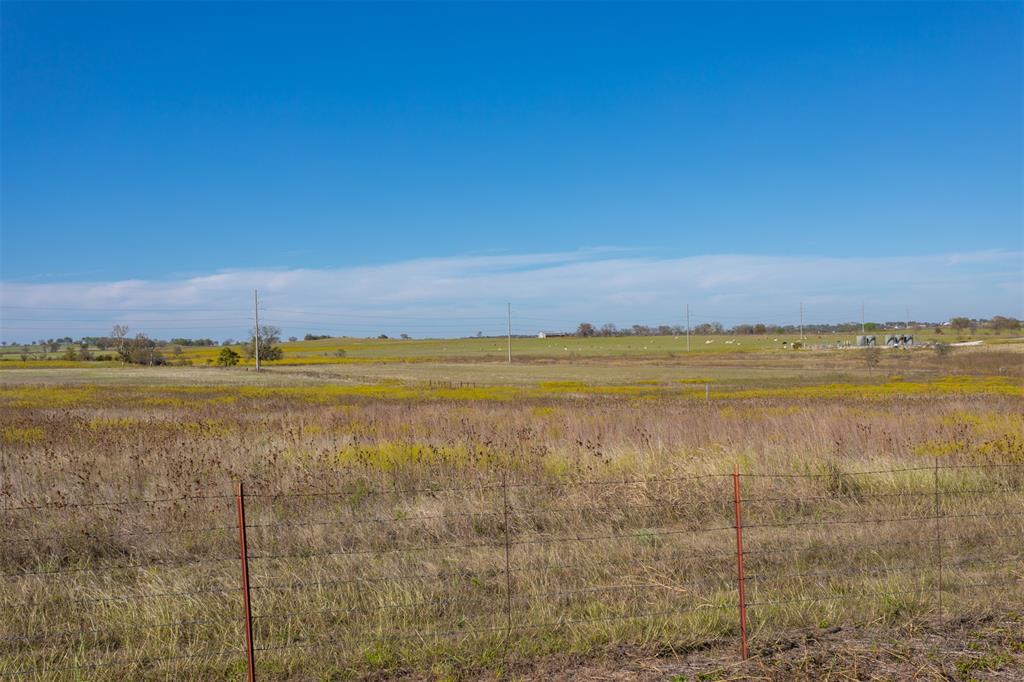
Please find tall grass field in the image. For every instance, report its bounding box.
[1,343,1021,679]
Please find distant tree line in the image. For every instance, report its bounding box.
[4,315,1019,356]
[168,338,218,347]
[2,324,287,367]
[947,315,1021,333]
[574,322,802,337]
[571,316,1022,338]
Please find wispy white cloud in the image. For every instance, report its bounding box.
[1,250,1021,341]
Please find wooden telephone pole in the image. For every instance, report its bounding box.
[254,289,261,373]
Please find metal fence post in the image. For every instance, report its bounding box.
[732,463,749,659]
[236,481,257,682]
[934,459,943,620]
[502,471,513,656]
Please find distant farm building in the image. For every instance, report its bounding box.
[537,331,569,339]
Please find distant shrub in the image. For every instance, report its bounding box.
[216,347,241,367]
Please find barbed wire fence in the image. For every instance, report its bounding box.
[1,462,1021,678]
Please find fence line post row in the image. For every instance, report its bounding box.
[225,460,971,674]
[230,468,755,671]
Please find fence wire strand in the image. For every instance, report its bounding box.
[2,463,1020,677]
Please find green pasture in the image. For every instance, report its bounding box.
[0,327,1016,369]
[177,328,1006,364]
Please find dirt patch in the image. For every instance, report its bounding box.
[502,614,1024,681]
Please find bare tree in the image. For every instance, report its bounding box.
[117,333,164,365]
[989,316,1021,333]
[111,325,129,364]
[949,317,971,334]
[245,325,283,362]
[863,347,881,375]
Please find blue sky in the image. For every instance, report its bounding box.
[1,2,1021,340]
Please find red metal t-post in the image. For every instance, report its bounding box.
[732,463,749,659]
[236,481,257,682]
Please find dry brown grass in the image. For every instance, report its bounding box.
[0,366,1022,680]
[513,614,1024,681]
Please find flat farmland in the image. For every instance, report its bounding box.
[173,329,1013,366]
[1,343,1022,680]
[2,328,1012,369]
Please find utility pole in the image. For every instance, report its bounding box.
[686,304,690,352]
[506,302,512,364]
[799,302,804,340]
[254,289,261,373]
[861,302,865,335]
[906,305,911,330]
